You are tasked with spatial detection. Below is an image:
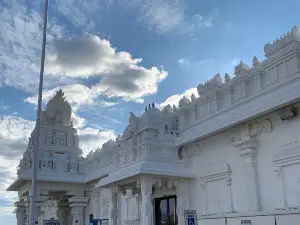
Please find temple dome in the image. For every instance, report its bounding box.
[179,96,191,107]
[138,107,164,130]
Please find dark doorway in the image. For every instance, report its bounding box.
[155,195,177,225]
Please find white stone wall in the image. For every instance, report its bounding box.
[187,104,300,224]
[85,105,300,225]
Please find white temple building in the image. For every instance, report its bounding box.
[7,26,300,225]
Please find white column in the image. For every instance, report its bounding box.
[176,179,190,225]
[91,188,101,219]
[109,187,118,225]
[57,201,70,225]
[234,138,261,211]
[138,178,153,225]
[41,199,55,220]
[69,197,89,225]
[24,196,44,225]
[15,201,25,225]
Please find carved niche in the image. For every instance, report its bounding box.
[199,161,233,215]
[101,199,110,219]
[123,188,139,225]
[273,140,300,208]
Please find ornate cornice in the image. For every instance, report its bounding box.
[273,140,300,167]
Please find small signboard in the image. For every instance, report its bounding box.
[43,220,62,225]
[92,219,109,225]
[241,220,251,224]
[184,210,198,225]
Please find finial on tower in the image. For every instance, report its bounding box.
[253,56,260,67]
[172,105,177,112]
[292,26,299,33]
[191,93,196,102]
[224,73,231,82]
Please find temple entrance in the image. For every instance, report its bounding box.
[155,195,177,225]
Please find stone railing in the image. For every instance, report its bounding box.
[175,27,300,133]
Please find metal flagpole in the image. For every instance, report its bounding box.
[29,0,49,224]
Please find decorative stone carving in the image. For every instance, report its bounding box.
[68,197,89,225]
[44,90,72,127]
[197,73,223,97]
[273,140,300,208]
[137,178,154,225]
[176,179,190,225]
[41,199,58,220]
[15,201,25,225]
[199,161,233,215]
[124,187,139,225]
[179,96,191,108]
[166,180,176,190]
[109,187,118,225]
[233,136,261,212]
[102,199,110,219]
[231,119,272,146]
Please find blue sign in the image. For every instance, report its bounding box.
[92,219,109,225]
[187,215,196,225]
[184,210,198,225]
[43,220,62,225]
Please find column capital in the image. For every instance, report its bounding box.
[91,187,101,196]
[14,201,25,209]
[233,137,258,151]
[68,197,89,204]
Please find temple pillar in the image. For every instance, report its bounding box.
[137,178,153,225]
[109,187,118,225]
[41,199,56,220]
[68,197,89,225]
[176,179,190,225]
[234,138,261,211]
[57,200,70,225]
[91,188,101,219]
[24,196,45,225]
[15,201,25,225]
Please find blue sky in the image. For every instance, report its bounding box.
[1,0,300,224]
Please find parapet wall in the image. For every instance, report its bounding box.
[174,26,300,145]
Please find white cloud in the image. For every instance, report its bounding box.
[54,0,102,30]
[122,0,217,35]
[71,112,86,129]
[0,0,64,92]
[77,127,117,156]
[0,115,35,159]
[159,88,198,108]
[36,35,168,102]
[25,84,118,112]
[177,58,188,65]
[138,0,185,34]
[0,115,35,217]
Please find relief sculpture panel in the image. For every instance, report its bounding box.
[199,161,233,215]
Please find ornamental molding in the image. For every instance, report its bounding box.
[273,139,300,208]
[199,161,232,183]
[199,161,233,215]
[231,119,272,147]
[273,140,300,168]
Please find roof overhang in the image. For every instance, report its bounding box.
[7,173,86,192]
[96,159,196,188]
[6,179,25,191]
